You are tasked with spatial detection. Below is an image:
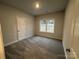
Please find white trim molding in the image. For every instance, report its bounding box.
[70,48,78,59]
[5,34,34,47]
[5,40,18,47]
[63,42,78,59]
[63,42,68,59]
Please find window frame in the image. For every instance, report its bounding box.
[39,19,55,33]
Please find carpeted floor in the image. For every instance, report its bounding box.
[5,36,65,59]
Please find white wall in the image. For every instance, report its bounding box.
[63,0,79,59]
[0,4,34,46]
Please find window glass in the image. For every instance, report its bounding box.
[40,20,46,32]
[47,20,54,33]
[40,19,55,33]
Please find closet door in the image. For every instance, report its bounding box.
[16,16,27,40]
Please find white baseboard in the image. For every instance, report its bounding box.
[5,34,34,47]
[5,40,18,47]
[63,42,68,59]
[70,48,78,59]
[63,42,78,59]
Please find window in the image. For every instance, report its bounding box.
[40,20,46,32]
[47,20,54,33]
[40,19,55,33]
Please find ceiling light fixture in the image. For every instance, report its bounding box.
[35,2,39,8]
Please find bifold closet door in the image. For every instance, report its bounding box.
[16,16,27,40]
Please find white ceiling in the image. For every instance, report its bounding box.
[0,0,68,15]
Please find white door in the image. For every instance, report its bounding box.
[16,16,27,40]
[0,24,5,59]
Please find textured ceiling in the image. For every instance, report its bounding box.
[0,0,68,15]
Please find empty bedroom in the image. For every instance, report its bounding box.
[0,0,79,59]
